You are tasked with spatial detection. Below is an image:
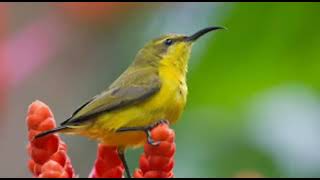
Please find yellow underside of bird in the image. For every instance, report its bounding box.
[67,62,188,148]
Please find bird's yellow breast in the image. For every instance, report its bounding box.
[79,64,187,147]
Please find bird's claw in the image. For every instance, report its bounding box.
[145,119,169,146]
[147,134,161,146]
[149,119,169,129]
[116,119,169,146]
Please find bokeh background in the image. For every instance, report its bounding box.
[1,2,320,178]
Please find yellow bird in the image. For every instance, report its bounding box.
[35,26,225,177]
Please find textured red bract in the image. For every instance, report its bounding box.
[134,124,175,178]
[31,146,52,164]
[28,130,39,141]
[163,159,174,172]
[38,118,56,131]
[149,156,171,170]
[26,101,75,178]
[51,150,67,166]
[144,170,170,178]
[41,160,64,173]
[133,169,144,178]
[89,144,124,178]
[27,114,44,129]
[144,141,172,156]
[151,126,171,141]
[139,154,150,172]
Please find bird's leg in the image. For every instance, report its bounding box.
[118,148,131,178]
[116,120,169,146]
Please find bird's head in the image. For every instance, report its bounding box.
[133,26,225,73]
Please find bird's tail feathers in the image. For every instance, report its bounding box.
[33,126,69,140]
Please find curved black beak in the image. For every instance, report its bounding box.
[185,26,226,42]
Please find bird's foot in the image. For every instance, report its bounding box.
[116,119,169,146]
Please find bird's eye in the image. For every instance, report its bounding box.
[164,39,173,46]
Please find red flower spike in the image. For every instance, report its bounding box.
[89,144,125,178]
[134,124,175,178]
[26,101,75,178]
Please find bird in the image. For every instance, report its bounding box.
[34,26,225,178]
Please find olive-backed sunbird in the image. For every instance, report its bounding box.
[35,26,225,177]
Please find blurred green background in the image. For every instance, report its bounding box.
[1,2,320,178]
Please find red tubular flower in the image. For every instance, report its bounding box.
[89,144,124,178]
[134,124,175,178]
[26,100,75,178]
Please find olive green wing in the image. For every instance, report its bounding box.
[60,68,161,127]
